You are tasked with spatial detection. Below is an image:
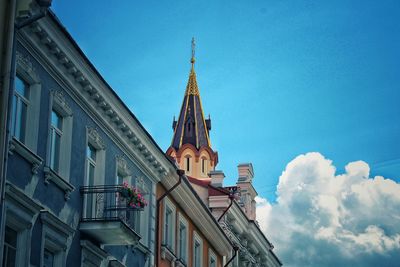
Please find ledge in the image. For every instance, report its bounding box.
[161,245,176,265]
[9,137,42,174]
[175,258,187,267]
[43,166,75,200]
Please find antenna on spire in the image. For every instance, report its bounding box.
[191,37,196,65]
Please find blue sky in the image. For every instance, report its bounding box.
[51,1,400,266]
[52,0,399,203]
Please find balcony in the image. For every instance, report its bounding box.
[80,185,142,245]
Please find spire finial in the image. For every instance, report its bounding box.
[191,37,196,66]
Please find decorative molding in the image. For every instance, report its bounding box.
[26,21,170,180]
[80,240,108,267]
[116,155,131,176]
[161,245,176,266]
[135,175,150,195]
[9,137,42,174]
[43,166,75,200]
[52,89,73,116]
[87,127,106,150]
[16,50,40,83]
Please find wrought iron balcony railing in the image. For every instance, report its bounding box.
[79,185,143,245]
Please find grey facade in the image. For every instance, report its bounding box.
[0,2,176,266]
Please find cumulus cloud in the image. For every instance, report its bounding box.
[257,152,400,267]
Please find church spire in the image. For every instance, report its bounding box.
[170,38,212,150]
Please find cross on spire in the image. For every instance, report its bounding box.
[191,37,196,65]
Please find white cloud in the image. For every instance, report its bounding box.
[256,152,400,267]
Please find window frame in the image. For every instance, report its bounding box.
[208,248,217,267]
[40,211,74,267]
[192,231,203,267]
[163,197,176,252]
[177,213,188,264]
[13,51,42,152]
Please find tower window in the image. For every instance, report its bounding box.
[185,156,191,173]
[201,158,207,175]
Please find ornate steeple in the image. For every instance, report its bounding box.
[170,38,212,150]
[167,38,218,176]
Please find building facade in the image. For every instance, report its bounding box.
[0,2,242,267]
[0,1,176,266]
[167,41,282,267]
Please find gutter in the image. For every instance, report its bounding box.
[155,169,184,266]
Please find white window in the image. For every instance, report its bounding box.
[193,231,203,267]
[43,91,74,199]
[177,214,188,264]
[84,127,106,218]
[135,176,150,246]
[40,211,74,267]
[115,156,131,185]
[163,197,176,252]
[11,76,29,143]
[4,183,42,267]
[49,110,62,172]
[11,51,42,152]
[209,248,217,267]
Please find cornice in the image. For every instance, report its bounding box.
[18,16,176,183]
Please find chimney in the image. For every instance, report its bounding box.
[236,163,257,220]
[209,170,225,187]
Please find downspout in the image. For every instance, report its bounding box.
[0,0,17,263]
[209,185,239,266]
[155,169,184,266]
[218,195,234,222]
[224,245,239,267]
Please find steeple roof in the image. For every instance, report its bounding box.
[170,38,212,151]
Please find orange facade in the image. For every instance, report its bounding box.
[157,183,223,267]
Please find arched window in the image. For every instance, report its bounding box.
[201,157,207,175]
[185,156,191,174]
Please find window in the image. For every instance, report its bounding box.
[201,157,207,175]
[3,226,17,267]
[84,127,106,217]
[135,176,150,246]
[40,210,74,267]
[163,197,176,252]
[209,249,217,267]
[11,76,29,143]
[10,51,42,153]
[49,110,62,172]
[177,214,188,264]
[4,183,42,266]
[185,156,191,174]
[193,232,203,267]
[43,90,74,199]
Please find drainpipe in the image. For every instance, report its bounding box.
[209,185,239,266]
[224,245,239,267]
[218,195,234,222]
[155,169,184,266]
[0,0,52,262]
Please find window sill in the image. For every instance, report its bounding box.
[44,166,75,200]
[161,244,176,263]
[175,258,187,267]
[9,137,42,174]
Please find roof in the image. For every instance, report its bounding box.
[170,60,212,151]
